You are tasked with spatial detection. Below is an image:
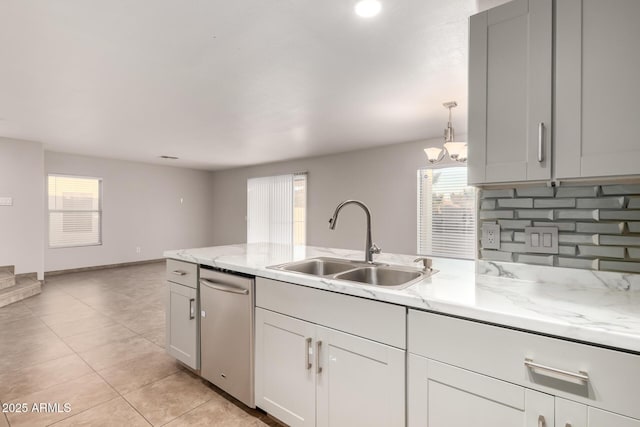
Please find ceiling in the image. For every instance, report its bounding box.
[0,0,496,170]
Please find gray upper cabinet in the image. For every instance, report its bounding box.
[555,0,640,179]
[468,0,552,185]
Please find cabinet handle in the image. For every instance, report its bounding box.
[538,122,544,163]
[200,279,249,295]
[538,415,546,427]
[189,298,195,319]
[305,338,312,370]
[316,340,323,374]
[525,358,589,383]
[172,270,187,276]
[565,423,572,427]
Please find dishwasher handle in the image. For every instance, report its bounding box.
[200,278,249,295]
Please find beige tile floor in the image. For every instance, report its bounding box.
[0,263,280,427]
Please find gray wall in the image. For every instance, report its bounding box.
[0,138,45,279]
[210,137,461,255]
[45,152,214,271]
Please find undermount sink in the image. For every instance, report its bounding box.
[269,257,435,290]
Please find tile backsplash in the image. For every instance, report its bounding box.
[479,184,640,273]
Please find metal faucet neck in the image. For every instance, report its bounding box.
[328,200,379,263]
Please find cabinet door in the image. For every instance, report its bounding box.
[555,0,640,178]
[254,308,316,427]
[408,354,554,427]
[526,389,555,427]
[555,399,640,427]
[588,407,640,427]
[555,398,587,427]
[316,326,405,427]
[468,0,552,184]
[166,281,199,369]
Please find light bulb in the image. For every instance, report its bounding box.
[355,0,382,18]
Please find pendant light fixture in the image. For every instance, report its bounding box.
[424,101,468,164]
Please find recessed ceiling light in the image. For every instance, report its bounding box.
[159,155,179,160]
[354,0,382,18]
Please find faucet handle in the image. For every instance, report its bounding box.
[414,257,433,271]
[370,243,381,255]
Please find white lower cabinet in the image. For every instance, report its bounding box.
[587,407,640,427]
[254,277,406,427]
[408,354,554,427]
[166,280,199,370]
[255,308,316,427]
[408,309,640,427]
[556,398,587,427]
[165,259,199,370]
[556,398,640,427]
[315,325,405,427]
[255,307,405,427]
[408,354,640,427]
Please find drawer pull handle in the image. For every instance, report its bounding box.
[200,279,249,295]
[172,270,187,276]
[305,338,312,370]
[525,358,589,383]
[538,415,546,427]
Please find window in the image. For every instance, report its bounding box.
[417,167,476,259]
[247,173,307,245]
[48,175,102,248]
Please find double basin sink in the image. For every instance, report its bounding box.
[269,257,435,290]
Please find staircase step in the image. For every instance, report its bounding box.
[0,265,15,274]
[0,277,41,308]
[0,267,15,290]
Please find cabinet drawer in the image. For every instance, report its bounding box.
[256,277,406,349]
[408,309,640,420]
[166,259,198,288]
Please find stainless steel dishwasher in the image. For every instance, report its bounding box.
[199,266,255,408]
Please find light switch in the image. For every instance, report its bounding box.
[0,197,12,206]
[531,233,540,247]
[524,226,559,254]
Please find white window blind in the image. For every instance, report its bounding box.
[247,173,306,245]
[417,167,476,259]
[48,175,102,248]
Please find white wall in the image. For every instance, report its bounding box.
[45,152,214,271]
[210,137,462,256]
[0,138,45,279]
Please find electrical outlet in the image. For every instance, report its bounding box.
[481,223,501,249]
[136,247,141,254]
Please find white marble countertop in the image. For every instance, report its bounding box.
[164,243,640,354]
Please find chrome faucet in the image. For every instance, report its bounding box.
[328,200,381,263]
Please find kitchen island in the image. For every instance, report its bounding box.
[164,243,640,427]
[165,243,640,353]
